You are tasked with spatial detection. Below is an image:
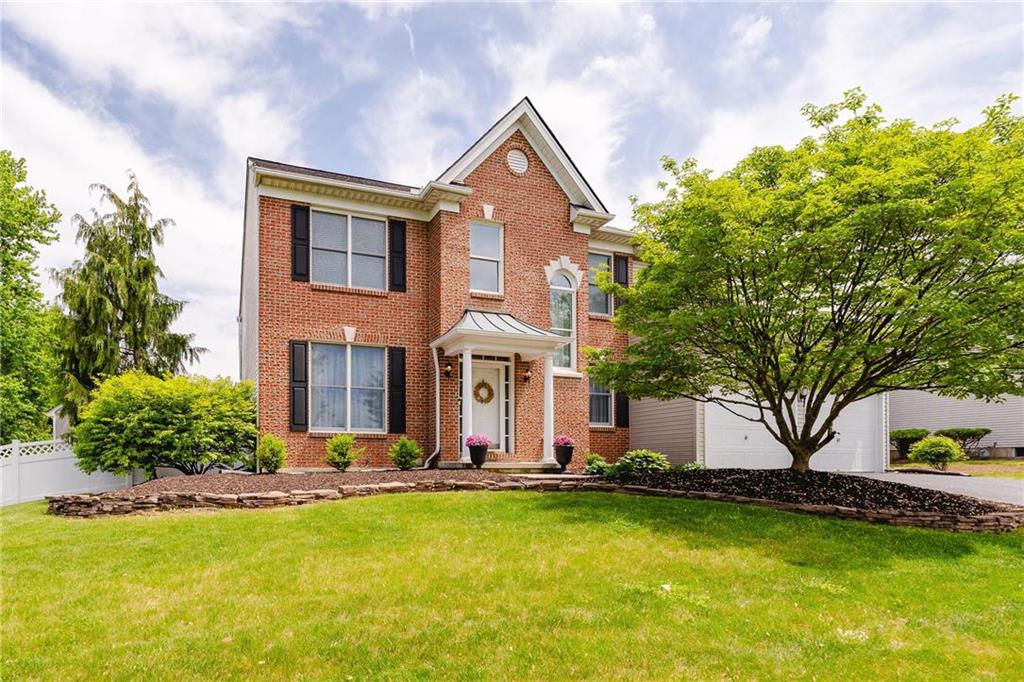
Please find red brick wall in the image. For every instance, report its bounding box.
[257,130,632,468]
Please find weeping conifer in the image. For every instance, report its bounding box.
[54,171,204,421]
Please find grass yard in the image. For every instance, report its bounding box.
[894,457,1024,479]
[3,492,1023,680]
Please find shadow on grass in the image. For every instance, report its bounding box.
[525,491,1024,571]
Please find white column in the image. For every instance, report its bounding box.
[461,348,473,462]
[542,354,555,463]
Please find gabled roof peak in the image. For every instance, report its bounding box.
[437,97,609,214]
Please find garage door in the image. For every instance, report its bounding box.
[703,395,884,472]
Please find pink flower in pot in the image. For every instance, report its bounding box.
[465,434,491,468]
[553,435,575,472]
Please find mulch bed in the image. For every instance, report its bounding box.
[614,469,1004,516]
[109,469,514,498]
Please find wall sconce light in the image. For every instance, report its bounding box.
[523,367,532,383]
[444,360,453,378]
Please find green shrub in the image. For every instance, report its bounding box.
[326,434,363,471]
[934,427,992,457]
[909,436,966,470]
[890,428,929,460]
[612,449,671,475]
[389,436,422,470]
[584,452,613,476]
[256,434,286,473]
[73,371,256,476]
[669,462,706,472]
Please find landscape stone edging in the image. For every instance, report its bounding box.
[46,479,1024,533]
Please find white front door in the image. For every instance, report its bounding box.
[471,366,502,449]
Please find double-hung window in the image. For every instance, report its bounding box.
[588,252,612,315]
[549,271,576,369]
[470,223,502,293]
[589,378,612,426]
[311,211,387,290]
[310,343,385,432]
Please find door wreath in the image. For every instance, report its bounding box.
[473,379,495,404]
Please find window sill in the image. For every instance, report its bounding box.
[469,290,504,300]
[310,283,389,297]
[552,369,584,379]
[589,424,616,431]
[588,313,614,321]
[309,431,388,439]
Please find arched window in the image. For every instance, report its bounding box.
[549,270,576,369]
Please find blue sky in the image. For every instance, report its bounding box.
[3,2,1021,378]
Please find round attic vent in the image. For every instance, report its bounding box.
[506,149,529,174]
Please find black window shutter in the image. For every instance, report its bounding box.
[614,391,630,428]
[289,341,308,432]
[613,253,629,308]
[387,346,406,433]
[388,219,407,292]
[292,205,310,282]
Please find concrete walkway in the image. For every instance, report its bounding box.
[857,472,1024,506]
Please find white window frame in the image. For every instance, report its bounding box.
[588,378,613,427]
[587,250,614,316]
[310,208,388,292]
[549,269,577,371]
[469,221,504,295]
[309,342,387,434]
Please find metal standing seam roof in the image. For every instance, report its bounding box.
[446,310,562,338]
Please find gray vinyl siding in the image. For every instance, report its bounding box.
[888,391,1024,448]
[629,397,698,463]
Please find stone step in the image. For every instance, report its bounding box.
[438,460,563,474]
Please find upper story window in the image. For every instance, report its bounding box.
[470,222,502,293]
[588,252,612,315]
[311,210,386,290]
[549,270,576,369]
[310,343,386,432]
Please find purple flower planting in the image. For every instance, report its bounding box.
[553,435,574,447]
[465,434,492,448]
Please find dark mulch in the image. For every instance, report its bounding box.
[110,469,515,497]
[614,469,1005,516]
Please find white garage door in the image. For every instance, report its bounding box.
[703,395,884,472]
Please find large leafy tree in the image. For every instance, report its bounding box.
[0,151,61,442]
[54,171,203,421]
[588,90,1024,472]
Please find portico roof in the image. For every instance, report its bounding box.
[431,310,569,361]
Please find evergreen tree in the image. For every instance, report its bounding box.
[0,150,61,442]
[54,171,203,421]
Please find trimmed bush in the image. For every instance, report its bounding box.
[909,436,966,470]
[256,434,286,473]
[612,449,671,475]
[584,453,613,476]
[890,428,929,460]
[934,427,992,457]
[389,436,422,470]
[326,434,363,471]
[670,462,707,472]
[73,371,256,476]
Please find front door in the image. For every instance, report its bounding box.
[471,366,502,449]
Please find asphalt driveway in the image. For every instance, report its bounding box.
[857,472,1024,507]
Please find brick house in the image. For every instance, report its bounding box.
[239,98,635,469]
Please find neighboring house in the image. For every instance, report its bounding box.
[239,98,634,469]
[888,392,1024,458]
[46,406,70,441]
[630,395,889,472]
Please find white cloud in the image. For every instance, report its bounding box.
[214,92,301,195]
[5,66,241,379]
[484,3,697,223]
[719,15,776,76]
[354,70,471,185]
[404,22,417,57]
[692,3,1022,175]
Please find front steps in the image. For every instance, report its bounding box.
[437,460,563,474]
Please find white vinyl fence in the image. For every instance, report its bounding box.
[1,439,130,506]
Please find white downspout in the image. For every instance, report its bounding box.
[422,343,442,468]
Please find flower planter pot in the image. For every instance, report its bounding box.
[469,445,489,468]
[554,445,574,472]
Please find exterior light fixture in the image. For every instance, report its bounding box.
[523,367,532,383]
[444,360,453,378]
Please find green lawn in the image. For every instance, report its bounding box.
[3,492,1023,680]
[894,457,1024,479]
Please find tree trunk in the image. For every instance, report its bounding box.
[788,447,814,473]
